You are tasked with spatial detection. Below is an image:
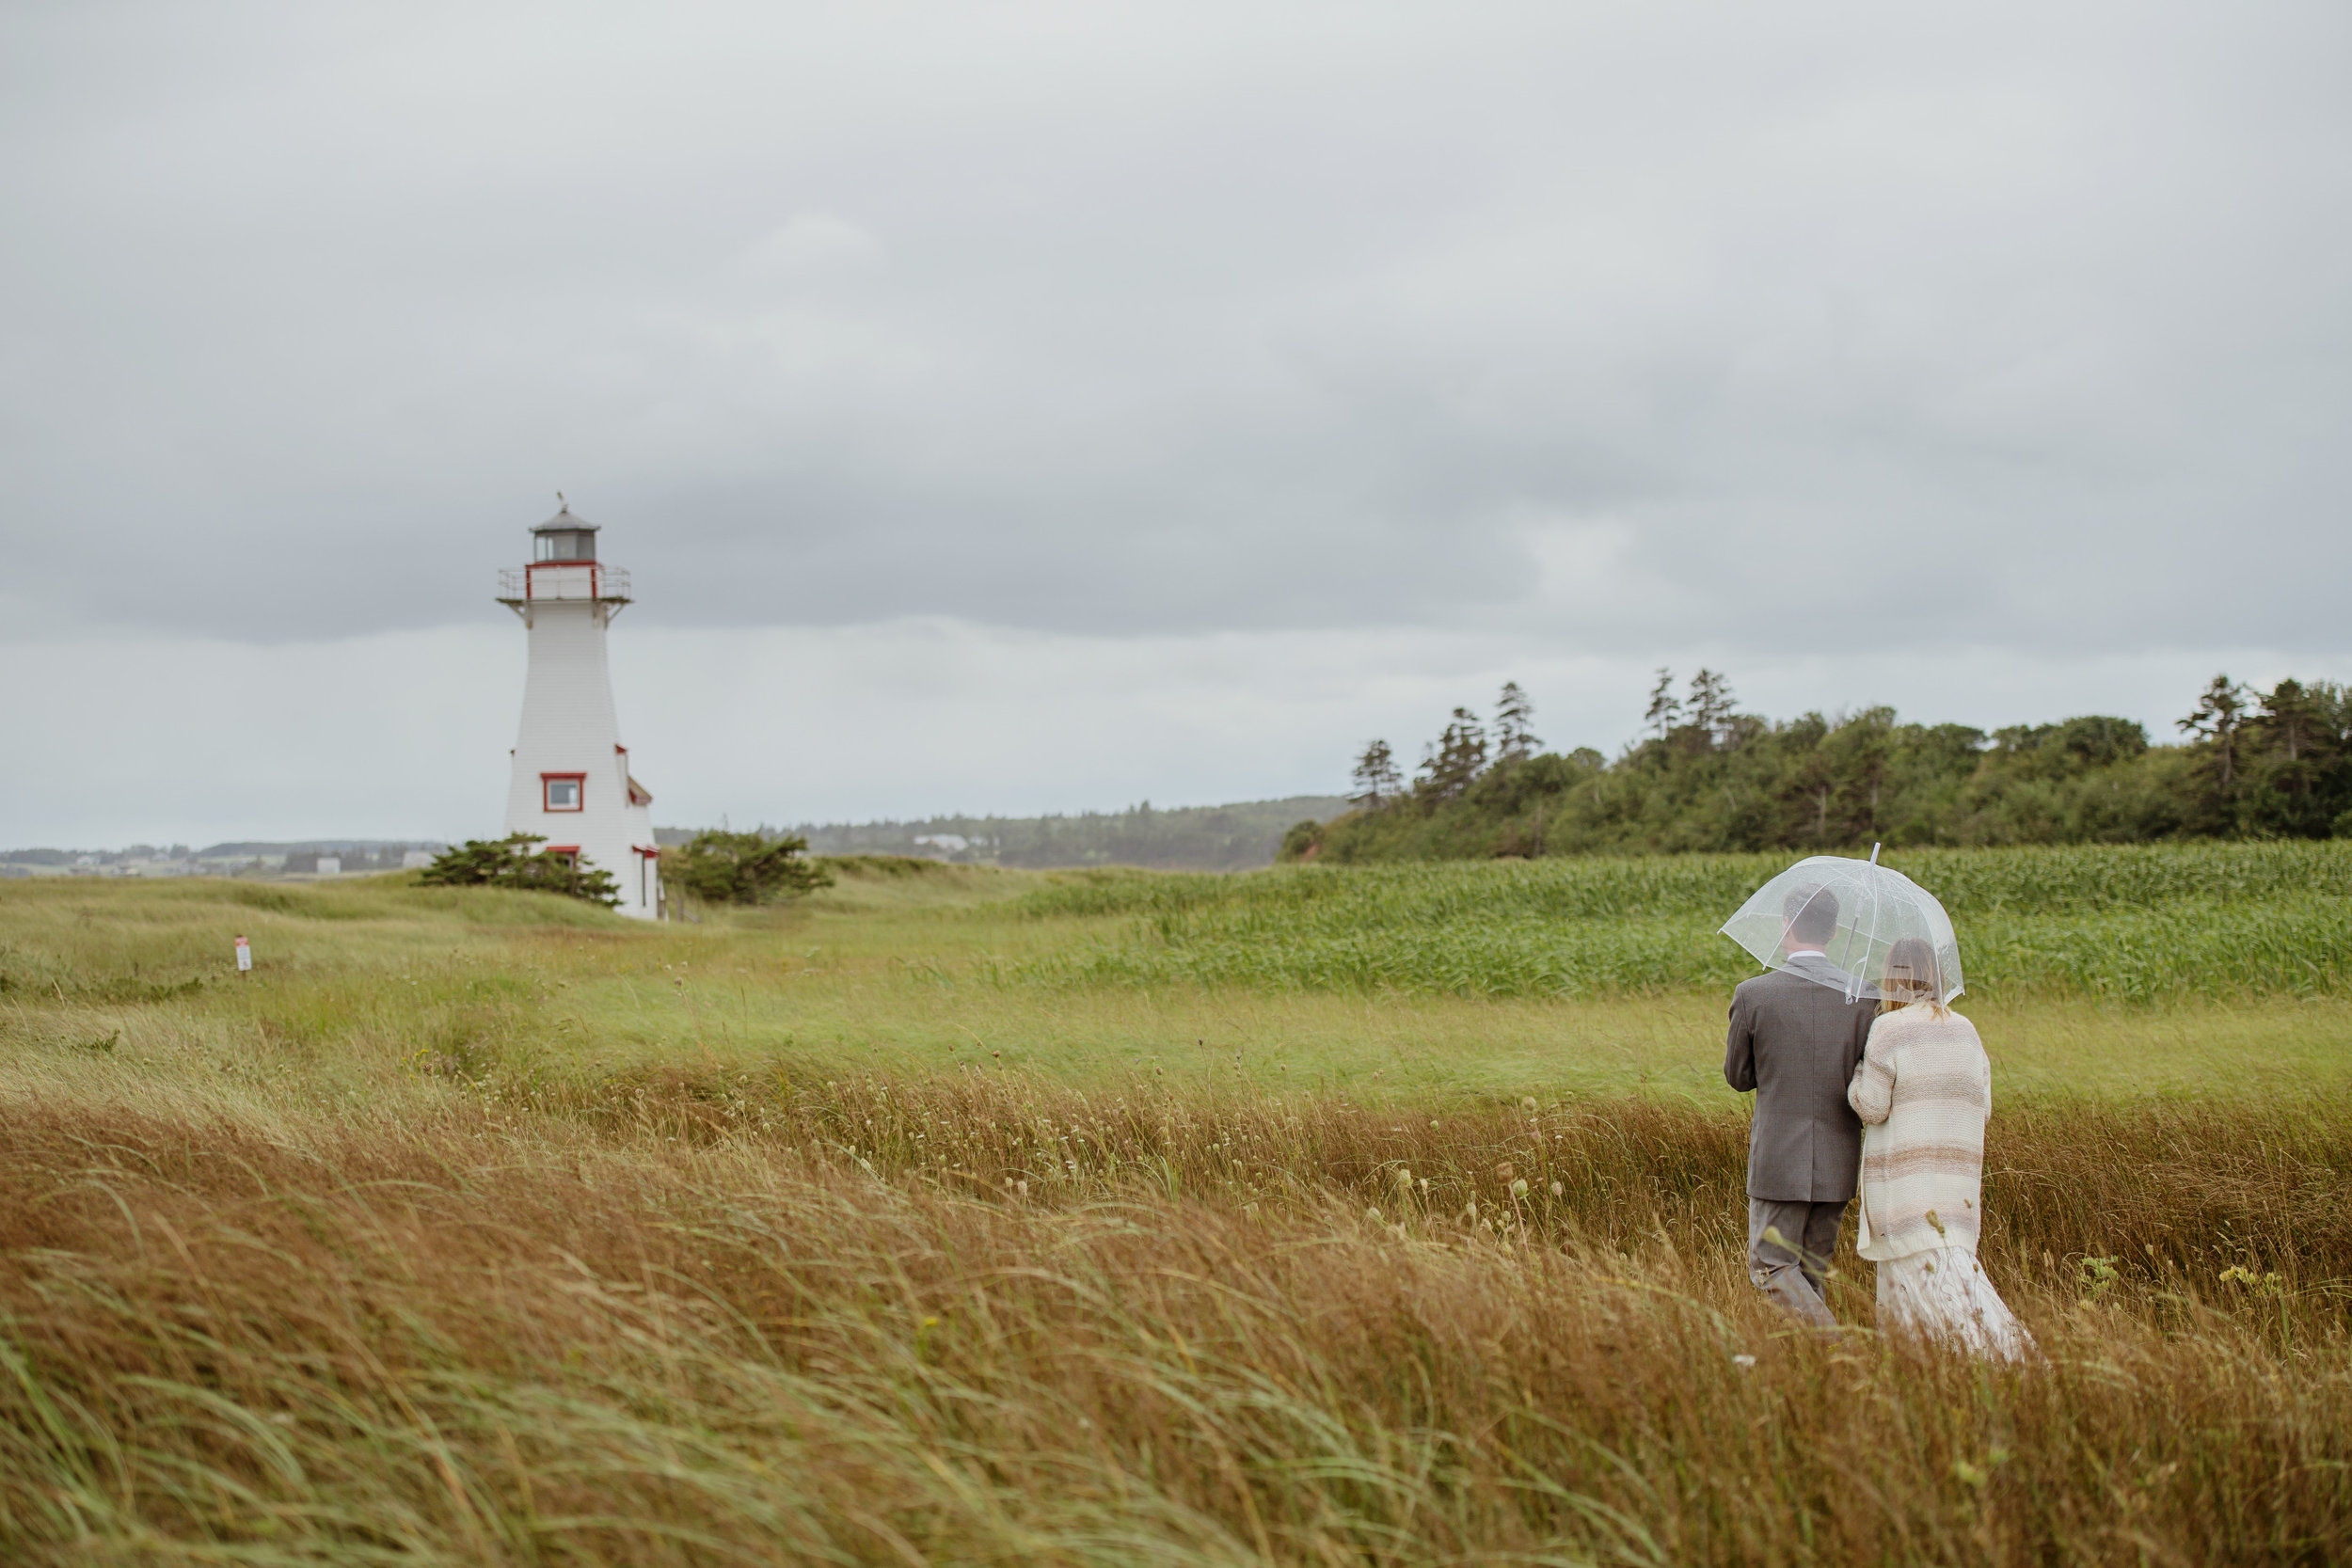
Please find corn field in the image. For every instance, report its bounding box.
[1015,841,2352,1001]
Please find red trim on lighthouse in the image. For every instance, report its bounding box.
[522,562,602,599]
[542,773,587,811]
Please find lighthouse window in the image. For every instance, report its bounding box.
[543,774,584,811]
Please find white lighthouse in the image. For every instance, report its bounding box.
[497,502,664,918]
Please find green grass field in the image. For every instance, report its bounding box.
[1,847,2347,1563]
[11,845,2346,1104]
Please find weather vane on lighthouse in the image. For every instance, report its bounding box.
[495,498,664,917]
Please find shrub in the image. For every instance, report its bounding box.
[415,833,621,909]
[668,830,834,905]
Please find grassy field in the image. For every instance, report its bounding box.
[1,848,2347,1563]
[1016,843,2352,1003]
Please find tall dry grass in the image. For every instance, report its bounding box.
[2,1072,2344,1565]
[4,869,2347,1562]
[549,1062,2352,1289]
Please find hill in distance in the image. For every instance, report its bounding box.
[658,796,1350,873]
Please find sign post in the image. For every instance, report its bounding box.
[235,936,252,976]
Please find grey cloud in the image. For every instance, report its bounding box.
[3,1,2347,660]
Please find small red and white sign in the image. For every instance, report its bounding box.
[234,936,252,973]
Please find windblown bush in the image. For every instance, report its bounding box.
[416,832,621,909]
[667,829,834,905]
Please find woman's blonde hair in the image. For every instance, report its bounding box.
[1878,935,1947,1015]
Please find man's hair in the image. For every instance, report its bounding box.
[1782,885,1837,945]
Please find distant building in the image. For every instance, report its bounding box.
[497,503,665,918]
[402,849,436,870]
[316,856,342,876]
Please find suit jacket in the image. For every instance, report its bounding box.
[1724,958,1877,1202]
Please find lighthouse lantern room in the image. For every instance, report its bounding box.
[497,502,663,917]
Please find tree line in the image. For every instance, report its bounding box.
[1283,672,2352,863]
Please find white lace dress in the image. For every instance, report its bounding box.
[1872,1245,2037,1361]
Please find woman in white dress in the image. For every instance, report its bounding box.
[1848,937,2036,1360]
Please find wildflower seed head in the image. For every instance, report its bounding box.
[1549,1180,1564,1196]
[1511,1179,1530,1197]
[1365,1206,1382,1222]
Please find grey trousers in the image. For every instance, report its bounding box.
[1748,1197,1847,1328]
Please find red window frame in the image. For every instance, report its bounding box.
[542,773,587,812]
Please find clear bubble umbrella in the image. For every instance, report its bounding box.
[1717,846,1963,1005]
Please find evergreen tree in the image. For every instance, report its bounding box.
[1644,669,1682,741]
[1350,739,1405,809]
[1492,682,1540,763]
[1416,708,1488,802]
[2177,673,2252,831]
[2178,674,2250,786]
[1688,669,1736,747]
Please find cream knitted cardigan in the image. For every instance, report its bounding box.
[1847,1004,1992,1263]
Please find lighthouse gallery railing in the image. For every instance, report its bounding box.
[498,564,631,603]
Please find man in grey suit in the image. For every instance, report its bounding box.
[1724,883,1876,1327]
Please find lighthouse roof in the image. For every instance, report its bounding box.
[532,503,600,534]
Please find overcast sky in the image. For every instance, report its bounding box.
[6,1,2347,846]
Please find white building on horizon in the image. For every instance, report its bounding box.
[498,503,664,917]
